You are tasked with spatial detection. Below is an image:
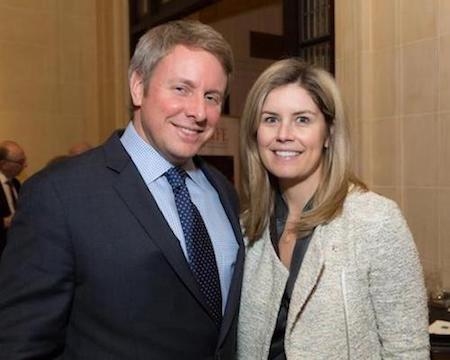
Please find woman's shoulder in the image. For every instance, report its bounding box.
[344,189,400,215]
[329,189,416,266]
[339,189,406,229]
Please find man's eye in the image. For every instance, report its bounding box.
[205,94,221,104]
[174,86,188,94]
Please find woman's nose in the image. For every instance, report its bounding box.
[276,121,294,141]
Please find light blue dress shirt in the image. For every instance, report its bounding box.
[120,122,238,312]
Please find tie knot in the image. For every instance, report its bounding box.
[165,167,187,190]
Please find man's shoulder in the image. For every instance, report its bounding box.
[45,146,103,176]
[28,132,124,187]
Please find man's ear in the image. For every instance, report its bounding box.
[130,71,144,107]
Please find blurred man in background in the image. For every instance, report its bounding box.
[0,140,26,257]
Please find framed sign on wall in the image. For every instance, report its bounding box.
[198,116,240,189]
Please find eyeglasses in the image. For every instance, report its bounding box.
[5,158,26,166]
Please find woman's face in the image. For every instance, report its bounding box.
[256,83,329,189]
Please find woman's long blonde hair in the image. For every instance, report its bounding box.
[240,58,366,243]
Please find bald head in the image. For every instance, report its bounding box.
[0,140,27,179]
[68,141,92,156]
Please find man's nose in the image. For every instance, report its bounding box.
[186,94,206,121]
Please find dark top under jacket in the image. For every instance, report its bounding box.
[268,194,313,360]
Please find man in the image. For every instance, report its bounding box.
[0,20,243,359]
[67,141,92,156]
[0,140,26,257]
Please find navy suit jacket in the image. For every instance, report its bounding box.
[0,177,20,257]
[0,131,244,359]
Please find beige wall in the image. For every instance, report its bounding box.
[191,0,282,117]
[1,0,447,287]
[196,0,449,288]
[0,0,129,176]
[336,0,450,288]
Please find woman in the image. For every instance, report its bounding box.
[237,58,429,359]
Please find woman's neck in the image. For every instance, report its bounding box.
[279,172,321,218]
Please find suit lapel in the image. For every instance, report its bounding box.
[198,158,244,345]
[12,178,21,193]
[286,226,325,335]
[0,183,11,217]
[103,132,209,314]
[103,135,244,338]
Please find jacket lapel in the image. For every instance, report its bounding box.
[0,186,10,217]
[286,226,325,334]
[196,158,244,345]
[103,132,208,314]
[12,178,21,192]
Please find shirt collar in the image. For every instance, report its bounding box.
[120,122,202,186]
[0,171,8,184]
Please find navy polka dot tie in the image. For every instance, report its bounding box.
[165,167,222,326]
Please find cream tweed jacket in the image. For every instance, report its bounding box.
[237,190,430,360]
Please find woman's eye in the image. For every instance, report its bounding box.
[262,116,277,124]
[296,116,310,124]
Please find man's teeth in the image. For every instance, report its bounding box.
[180,126,199,134]
[275,151,300,157]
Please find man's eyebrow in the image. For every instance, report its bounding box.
[206,89,224,97]
[171,78,225,97]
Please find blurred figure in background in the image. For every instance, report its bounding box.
[43,141,92,169]
[0,140,26,257]
[45,154,70,168]
[68,141,93,156]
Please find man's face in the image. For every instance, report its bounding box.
[130,45,228,165]
[0,144,27,178]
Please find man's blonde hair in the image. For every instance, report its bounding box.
[128,20,234,95]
